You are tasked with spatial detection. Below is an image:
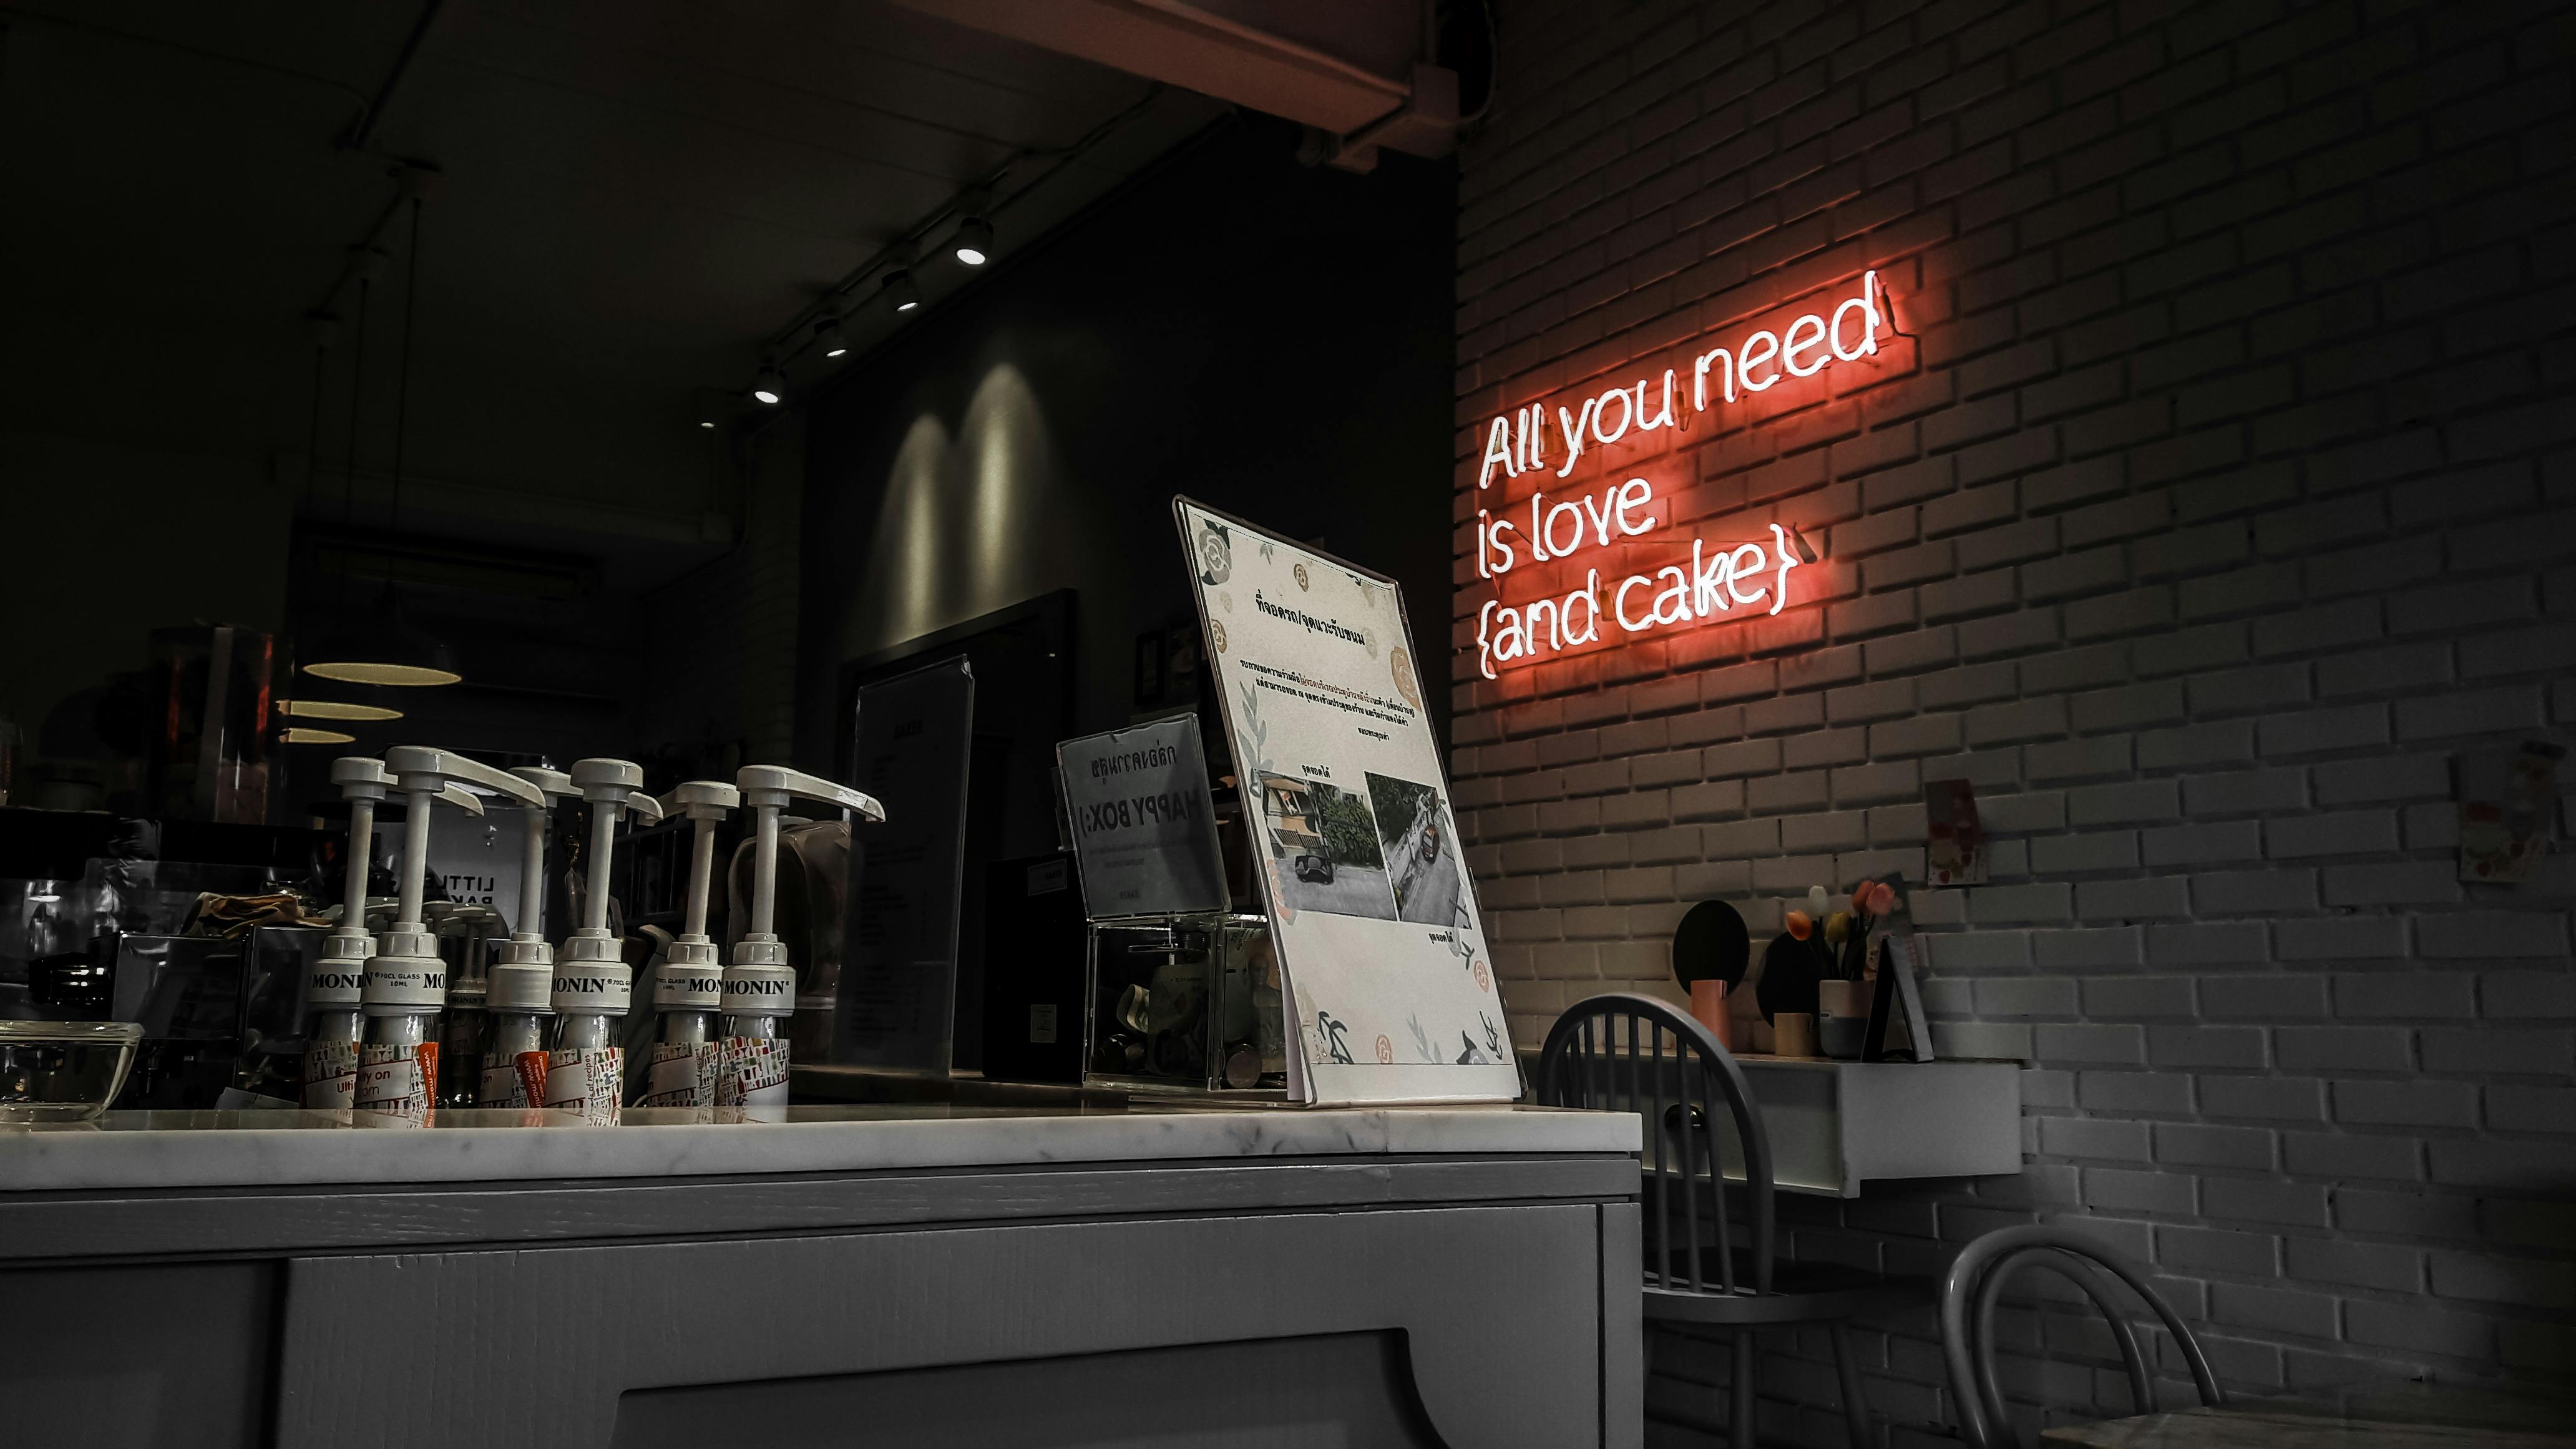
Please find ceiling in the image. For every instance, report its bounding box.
[0,0,1226,559]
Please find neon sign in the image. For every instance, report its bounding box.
[1468,271,1884,680]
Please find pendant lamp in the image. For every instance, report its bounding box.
[304,583,461,687]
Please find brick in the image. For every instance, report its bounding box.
[2159,1223,2279,1275]
[2034,1022,2145,1063]
[2201,1076,2325,1121]
[2263,809,2399,858]
[2142,820,2262,866]
[2346,1300,2495,1360]
[2082,975,2194,1017]
[2333,1079,2479,1128]
[2031,926,2143,969]
[2079,1070,2194,1115]
[2276,1027,2413,1073]
[2202,974,2327,1019]
[2395,685,2545,741]
[2182,767,2307,815]
[2422,1027,2573,1076]
[2037,1114,2150,1161]
[2084,1166,2195,1214]
[2417,911,2569,959]
[2202,1177,2328,1227]
[2076,876,2191,918]
[2285,1238,2420,1292]
[2190,869,2320,914]
[2150,1026,2268,1068]
[2210,1282,2338,1338]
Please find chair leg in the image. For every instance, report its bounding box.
[1730,1330,1757,1448]
[1831,1322,1870,1449]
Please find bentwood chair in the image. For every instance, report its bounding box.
[1538,993,1923,1448]
[1939,1224,2225,1448]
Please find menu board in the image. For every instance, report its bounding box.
[1175,497,1518,1104]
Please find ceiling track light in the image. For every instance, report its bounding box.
[885,269,922,313]
[751,354,785,405]
[814,311,849,358]
[952,194,993,266]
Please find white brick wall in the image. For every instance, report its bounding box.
[1452,0,2574,1440]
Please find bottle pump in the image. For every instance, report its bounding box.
[542,758,662,1125]
[356,746,544,1123]
[721,765,884,1109]
[305,757,391,1109]
[306,758,485,1109]
[480,766,579,1107]
[637,779,736,1109]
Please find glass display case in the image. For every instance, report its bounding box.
[1083,911,1287,1099]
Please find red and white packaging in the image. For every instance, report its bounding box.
[354,1042,439,1125]
[303,1042,358,1109]
[717,1037,788,1106]
[639,1042,718,1108]
[542,1045,623,1126]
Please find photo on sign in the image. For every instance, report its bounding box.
[1255,771,1396,920]
[1365,772,1466,927]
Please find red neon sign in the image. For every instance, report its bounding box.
[1468,270,1885,679]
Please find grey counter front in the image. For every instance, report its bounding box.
[0,1103,1642,1449]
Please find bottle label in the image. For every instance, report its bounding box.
[718,1037,789,1106]
[302,1042,358,1109]
[353,1042,439,1125]
[543,1045,622,1126]
[478,1052,542,1109]
[639,1042,718,1108]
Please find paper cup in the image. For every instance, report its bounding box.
[1772,1012,1816,1059]
[1818,980,1867,1060]
[1689,979,1732,1051]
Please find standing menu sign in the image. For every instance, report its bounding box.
[1058,717,1228,919]
[1176,497,1518,1104]
[835,657,973,1073]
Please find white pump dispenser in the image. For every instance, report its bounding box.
[540,758,663,1125]
[303,756,392,1109]
[721,765,885,1110]
[356,746,543,1124]
[637,779,738,1109]
[479,766,580,1107]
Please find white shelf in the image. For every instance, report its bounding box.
[1731,1056,2022,1198]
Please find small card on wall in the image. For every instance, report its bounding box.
[1923,779,1987,887]
[1176,497,1516,1106]
[2458,741,2562,884]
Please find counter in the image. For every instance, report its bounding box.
[0,1103,1642,1449]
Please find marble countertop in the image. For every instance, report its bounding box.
[0,1103,1641,1192]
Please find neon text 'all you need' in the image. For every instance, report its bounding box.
[1470,270,1885,680]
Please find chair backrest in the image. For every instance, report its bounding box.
[1535,992,1775,1294]
[1939,1224,2225,1448]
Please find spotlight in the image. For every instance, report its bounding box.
[885,270,921,313]
[953,215,992,266]
[814,312,849,358]
[751,356,784,405]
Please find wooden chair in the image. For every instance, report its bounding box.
[1938,1224,2225,1448]
[1537,993,1921,1448]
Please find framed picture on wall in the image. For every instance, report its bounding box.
[1863,933,1934,1063]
